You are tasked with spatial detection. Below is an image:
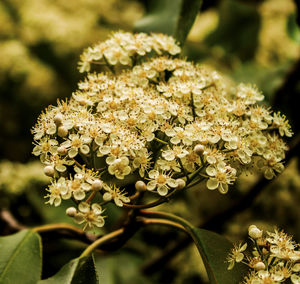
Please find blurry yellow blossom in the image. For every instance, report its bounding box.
[0,160,48,195]
[256,0,300,65]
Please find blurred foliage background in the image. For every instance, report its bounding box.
[0,0,299,283]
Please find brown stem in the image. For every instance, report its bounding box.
[32,223,83,234]
[123,197,166,209]
[32,223,97,243]
[80,228,125,257]
[140,218,186,232]
[86,191,97,203]
[0,209,26,233]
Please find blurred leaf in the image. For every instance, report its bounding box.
[38,255,98,284]
[292,0,300,26]
[287,13,300,44]
[135,0,202,44]
[190,227,247,284]
[205,0,260,61]
[0,230,42,284]
[95,251,152,284]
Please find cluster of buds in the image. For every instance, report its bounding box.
[32,31,292,230]
[227,225,300,284]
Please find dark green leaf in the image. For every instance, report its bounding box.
[190,227,248,284]
[95,251,152,284]
[0,230,42,284]
[287,13,300,44]
[134,0,202,44]
[39,255,99,284]
[205,0,260,61]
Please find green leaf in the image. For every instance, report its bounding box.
[190,228,248,284]
[205,0,260,61]
[287,13,300,44]
[0,230,42,284]
[39,255,98,284]
[95,251,152,284]
[134,0,203,44]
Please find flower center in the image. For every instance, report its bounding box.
[70,180,81,190]
[72,138,82,148]
[157,175,167,185]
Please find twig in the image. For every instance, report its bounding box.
[123,188,179,209]
[80,228,124,257]
[0,213,97,244]
[32,223,97,243]
[139,218,186,232]
[33,223,83,234]
[0,209,26,232]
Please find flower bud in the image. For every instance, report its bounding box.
[194,144,204,155]
[253,262,266,271]
[135,180,146,191]
[54,113,63,126]
[43,165,55,177]
[57,146,68,155]
[66,207,77,217]
[103,192,112,201]
[57,126,68,137]
[248,225,263,239]
[92,179,103,191]
[292,263,300,272]
[176,178,186,190]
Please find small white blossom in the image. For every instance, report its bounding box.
[147,170,177,196]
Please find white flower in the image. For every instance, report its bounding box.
[102,184,130,207]
[32,137,58,161]
[165,126,193,145]
[45,177,69,207]
[108,156,131,179]
[227,242,247,270]
[256,158,284,180]
[273,112,293,137]
[147,170,177,196]
[74,202,105,230]
[132,149,152,177]
[67,178,91,201]
[236,83,264,105]
[206,162,236,194]
[162,145,189,161]
[61,134,91,158]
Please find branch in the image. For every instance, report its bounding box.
[142,134,300,275]
[80,228,125,257]
[0,211,98,244]
[32,223,97,243]
[139,218,186,232]
[0,209,26,233]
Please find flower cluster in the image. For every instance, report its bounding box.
[32,31,292,230]
[227,225,300,284]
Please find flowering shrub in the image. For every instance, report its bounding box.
[31,31,292,231]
